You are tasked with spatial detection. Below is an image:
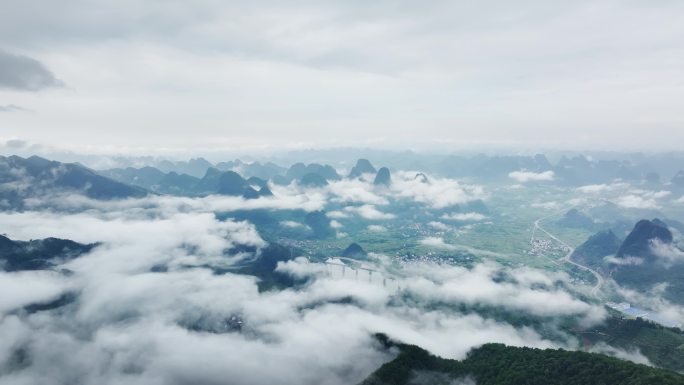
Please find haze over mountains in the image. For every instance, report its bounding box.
[3,0,684,382]
[2,150,684,384]
[53,150,684,187]
[14,150,683,196]
[572,218,684,307]
[0,155,146,208]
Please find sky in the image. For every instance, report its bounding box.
[1,0,684,155]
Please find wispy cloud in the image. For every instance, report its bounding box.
[344,204,395,220]
[441,212,486,222]
[508,170,554,183]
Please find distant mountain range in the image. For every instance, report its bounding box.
[0,155,147,208]
[100,158,399,197]
[100,166,271,198]
[0,233,95,271]
[2,153,681,216]
[0,155,279,207]
[27,149,684,188]
[13,151,681,201]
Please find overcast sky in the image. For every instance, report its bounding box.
[1,0,683,155]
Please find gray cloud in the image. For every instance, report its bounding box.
[0,104,27,112]
[0,1,682,151]
[0,50,63,91]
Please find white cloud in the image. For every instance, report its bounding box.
[280,220,308,229]
[614,194,659,209]
[577,184,616,194]
[0,271,71,313]
[652,191,671,199]
[589,343,651,366]
[326,210,350,219]
[367,225,386,232]
[0,210,266,271]
[23,186,328,214]
[611,189,672,209]
[508,170,555,183]
[389,171,486,209]
[344,205,395,220]
[318,171,486,211]
[604,255,643,266]
[404,263,603,322]
[650,239,684,265]
[330,220,344,229]
[428,221,450,230]
[0,193,640,384]
[2,253,588,385]
[326,179,388,205]
[441,212,486,222]
[531,201,560,210]
[420,237,457,250]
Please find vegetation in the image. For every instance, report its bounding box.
[589,316,684,373]
[362,335,684,385]
[0,234,95,271]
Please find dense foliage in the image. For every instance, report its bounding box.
[361,336,684,385]
[0,234,95,271]
[591,316,684,373]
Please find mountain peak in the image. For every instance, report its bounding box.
[342,243,367,259]
[348,159,376,178]
[300,172,328,187]
[373,167,391,186]
[616,218,673,260]
[671,170,684,186]
[571,229,621,266]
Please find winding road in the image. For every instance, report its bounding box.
[533,215,605,297]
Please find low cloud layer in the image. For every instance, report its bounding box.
[344,204,395,220]
[508,170,554,183]
[441,212,486,222]
[421,237,458,250]
[576,183,628,194]
[322,171,486,210]
[573,182,673,210]
[650,239,684,265]
[614,190,670,209]
[0,194,614,384]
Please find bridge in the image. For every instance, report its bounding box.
[320,257,401,291]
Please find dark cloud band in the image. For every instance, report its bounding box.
[0,50,63,91]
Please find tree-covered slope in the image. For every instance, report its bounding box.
[0,234,96,271]
[361,336,684,385]
[589,316,684,373]
[0,155,147,205]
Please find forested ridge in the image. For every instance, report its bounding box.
[361,335,684,385]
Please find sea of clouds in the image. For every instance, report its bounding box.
[0,190,625,385]
[3,166,677,384]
